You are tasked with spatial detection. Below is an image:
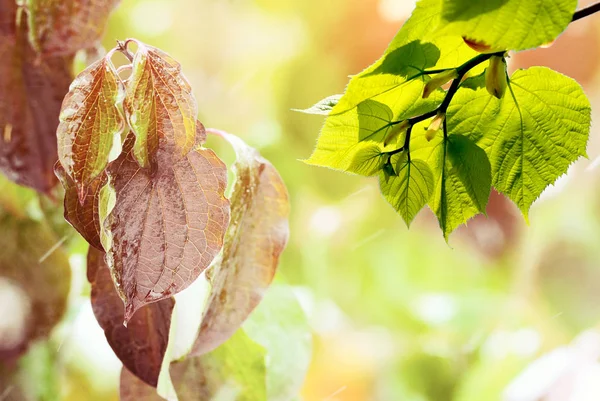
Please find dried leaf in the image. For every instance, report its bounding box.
[0,11,73,193]
[56,55,124,201]
[88,247,174,387]
[105,136,229,322]
[124,40,198,168]
[0,215,70,361]
[120,367,165,401]
[26,0,121,56]
[170,330,267,401]
[191,131,290,355]
[55,162,106,250]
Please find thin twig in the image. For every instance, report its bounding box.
[572,1,600,22]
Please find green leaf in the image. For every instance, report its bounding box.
[244,285,312,401]
[413,134,492,239]
[379,154,435,227]
[438,0,577,51]
[295,94,341,115]
[170,330,267,401]
[305,80,442,176]
[447,67,591,218]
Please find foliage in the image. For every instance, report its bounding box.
[0,1,308,399]
[303,0,592,240]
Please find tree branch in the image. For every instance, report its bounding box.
[572,1,600,22]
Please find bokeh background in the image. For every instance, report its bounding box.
[4,0,600,400]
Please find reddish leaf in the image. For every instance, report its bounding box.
[120,367,165,401]
[0,215,70,361]
[124,40,198,168]
[55,162,106,250]
[0,11,73,193]
[26,0,121,56]
[191,131,290,356]
[88,247,174,387]
[56,54,125,201]
[105,136,229,322]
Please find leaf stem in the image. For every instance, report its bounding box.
[116,40,134,62]
[572,1,600,22]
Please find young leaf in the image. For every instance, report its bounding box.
[0,13,73,193]
[56,55,125,201]
[379,153,435,227]
[104,136,230,323]
[25,0,121,56]
[413,134,492,239]
[438,0,577,52]
[170,330,267,401]
[88,247,175,387]
[305,80,443,175]
[295,94,342,115]
[55,162,106,250]
[0,215,71,360]
[124,40,198,168]
[447,67,591,218]
[191,131,290,356]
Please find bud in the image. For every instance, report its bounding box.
[425,112,444,142]
[422,69,458,99]
[384,120,410,146]
[485,55,508,99]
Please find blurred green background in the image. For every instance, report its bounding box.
[6,0,600,400]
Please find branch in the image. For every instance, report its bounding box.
[572,1,600,22]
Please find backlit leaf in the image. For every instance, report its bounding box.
[379,154,435,227]
[438,0,577,52]
[124,40,198,168]
[57,55,124,201]
[0,214,70,361]
[412,133,491,239]
[295,94,341,115]
[0,9,72,193]
[170,330,267,401]
[104,136,229,322]
[55,162,106,250]
[191,132,290,356]
[447,67,591,218]
[25,0,121,56]
[88,247,175,387]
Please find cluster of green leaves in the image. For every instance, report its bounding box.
[302,0,592,239]
[1,1,310,400]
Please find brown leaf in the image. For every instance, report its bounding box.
[120,366,165,401]
[105,136,229,322]
[124,40,198,168]
[0,11,73,193]
[56,54,125,201]
[0,215,71,361]
[88,247,174,387]
[191,131,290,356]
[55,162,106,250]
[27,0,121,56]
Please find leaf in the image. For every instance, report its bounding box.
[295,94,342,115]
[88,247,175,387]
[438,0,577,52]
[104,135,230,322]
[305,81,443,176]
[243,285,312,401]
[412,133,491,239]
[124,40,198,168]
[170,330,267,401]
[0,215,70,361]
[54,162,106,250]
[447,67,591,218]
[379,154,435,227]
[0,11,73,193]
[25,0,121,56]
[56,55,125,201]
[190,132,290,356]
[120,367,166,401]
